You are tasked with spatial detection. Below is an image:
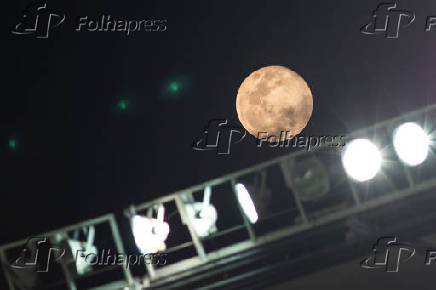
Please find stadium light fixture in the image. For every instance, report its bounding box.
[184,186,218,238]
[393,122,429,166]
[131,204,169,254]
[235,183,258,224]
[342,138,382,182]
[286,155,330,202]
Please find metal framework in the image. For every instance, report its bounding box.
[131,104,436,285]
[0,214,133,290]
[1,103,435,289]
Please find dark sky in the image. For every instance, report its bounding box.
[2,0,436,244]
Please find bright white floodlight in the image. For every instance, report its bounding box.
[131,204,169,254]
[235,183,258,224]
[393,122,429,166]
[185,186,218,237]
[342,138,382,182]
[185,202,217,237]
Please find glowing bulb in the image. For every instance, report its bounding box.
[185,202,218,237]
[393,122,429,166]
[342,139,382,182]
[235,183,258,224]
[131,215,169,254]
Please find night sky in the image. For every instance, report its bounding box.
[2,0,436,245]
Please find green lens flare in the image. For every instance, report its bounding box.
[9,139,16,150]
[169,82,180,92]
[118,100,128,110]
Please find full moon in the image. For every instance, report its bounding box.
[236,66,313,142]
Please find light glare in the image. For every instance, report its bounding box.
[132,215,169,254]
[235,183,258,224]
[342,138,382,182]
[393,122,429,166]
[185,202,218,237]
